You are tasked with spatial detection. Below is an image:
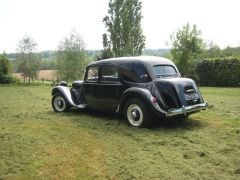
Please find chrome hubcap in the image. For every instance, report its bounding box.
[131,111,137,119]
[57,100,62,106]
[131,109,140,121]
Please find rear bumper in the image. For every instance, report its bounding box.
[166,102,208,117]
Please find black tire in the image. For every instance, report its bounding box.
[52,93,70,112]
[124,98,153,128]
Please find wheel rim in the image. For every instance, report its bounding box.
[54,96,66,112]
[127,104,143,126]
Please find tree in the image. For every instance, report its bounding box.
[16,35,41,83]
[170,23,203,76]
[222,46,240,57]
[57,30,87,82]
[198,40,222,58]
[102,0,145,58]
[0,52,11,76]
[99,33,114,60]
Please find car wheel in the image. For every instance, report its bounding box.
[52,93,70,112]
[124,98,153,128]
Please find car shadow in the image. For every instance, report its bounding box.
[67,108,206,130]
[150,117,206,130]
[70,108,123,120]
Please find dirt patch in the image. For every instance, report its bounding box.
[13,70,57,81]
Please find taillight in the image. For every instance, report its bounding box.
[151,97,157,104]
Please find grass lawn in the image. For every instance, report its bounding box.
[0,85,239,179]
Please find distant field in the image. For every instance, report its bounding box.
[0,86,239,179]
[13,70,57,81]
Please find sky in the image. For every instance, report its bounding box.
[0,0,240,53]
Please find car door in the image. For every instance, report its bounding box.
[97,65,122,112]
[83,66,100,109]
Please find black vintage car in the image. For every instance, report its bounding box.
[52,56,207,127]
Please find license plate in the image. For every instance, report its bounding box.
[184,93,199,100]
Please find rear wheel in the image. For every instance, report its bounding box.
[124,98,153,128]
[52,93,70,112]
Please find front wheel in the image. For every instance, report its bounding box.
[124,98,153,128]
[52,93,70,112]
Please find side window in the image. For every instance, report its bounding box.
[121,68,137,83]
[100,66,119,83]
[122,62,151,83]
[86,66,99,82]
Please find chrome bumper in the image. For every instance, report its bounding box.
[166,102,208,117]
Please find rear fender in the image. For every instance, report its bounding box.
[52,86,76,107]
[117,87,166,115]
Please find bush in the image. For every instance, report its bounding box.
[195,57,240,87]
[0,53,11,76]
[0,75,19,84]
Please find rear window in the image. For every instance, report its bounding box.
[153,65,177,77]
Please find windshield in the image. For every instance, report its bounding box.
[153,65,178,77]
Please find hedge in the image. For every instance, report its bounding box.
[0,75,19,84]
[195,57,240,87]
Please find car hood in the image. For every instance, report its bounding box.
[153,77,204,109]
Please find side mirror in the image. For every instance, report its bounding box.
[59,81,68,86]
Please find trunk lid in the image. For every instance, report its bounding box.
[154,77,203,109]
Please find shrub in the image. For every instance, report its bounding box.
[0,75,19,84]
[195,57,240,87]
[0,53,11,76]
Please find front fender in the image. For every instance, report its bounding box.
[52,86,76,107]
[117,87,167,115]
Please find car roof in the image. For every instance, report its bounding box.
[88,56,175,67]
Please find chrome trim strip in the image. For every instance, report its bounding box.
[166,102,208,117]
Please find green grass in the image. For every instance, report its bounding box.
[0,85,239,179]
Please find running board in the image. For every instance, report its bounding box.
[76,104,87,109]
